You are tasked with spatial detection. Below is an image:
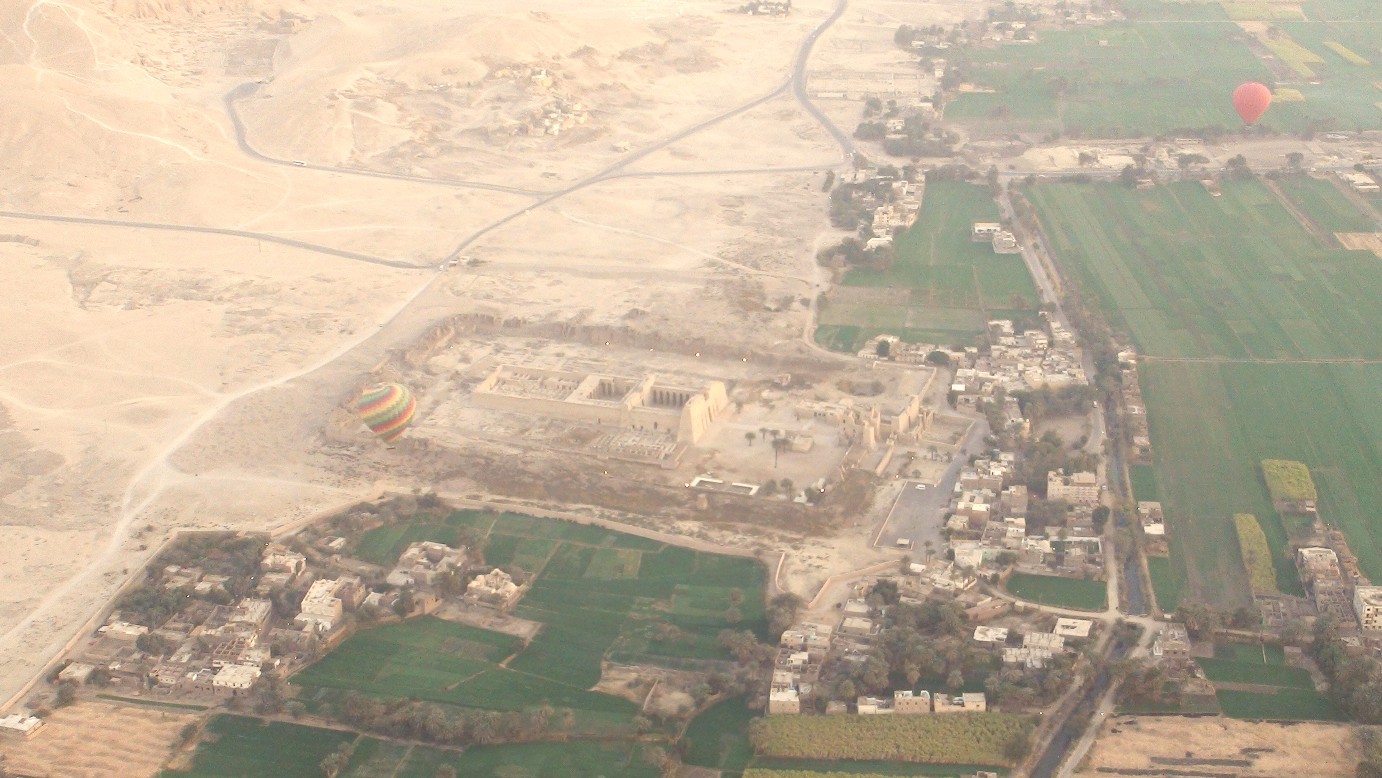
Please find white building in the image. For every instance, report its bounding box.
[466,568,521,606]
[973,626,1009,644]
[0,713,44,738]
[295,579,345,632]
[1054,618,1093,639]
[1354,586,1382,631]
[768,688,801,714]
[211,664,261,695]
[387,541,466,587]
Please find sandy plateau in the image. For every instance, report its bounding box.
[0,0,913,710]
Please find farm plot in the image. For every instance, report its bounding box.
[1216,688,1348,721]
[395,740,661,778]
[1198,641,1344,720]
[746,764,1007,777]
[683,694,756,773]
[168,716,661,778]
[1005,572,1107,611]
[1029,180,1382,606]
[292,618,634,729]
[298,514,767,732]
[1146,555,1183,612]
[946,17,1274,137]
[1028,180,1382,361]
[1138,361,1382,604]
[1274,175,1378,234]
[821,181,1039,352]
[163,715,359,778]
[945,0,1382,136]
[749,714,1035,766]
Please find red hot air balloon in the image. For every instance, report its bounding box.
[1232,82,1272,125]
[356,383,416,444]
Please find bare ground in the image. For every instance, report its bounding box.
[1077,715,1369,778]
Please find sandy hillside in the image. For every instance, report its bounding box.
[0,0,878,713]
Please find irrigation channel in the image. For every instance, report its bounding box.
[1029,630,1137,777]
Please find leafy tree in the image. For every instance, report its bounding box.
[55,680,77,708]
[766,592,803,637]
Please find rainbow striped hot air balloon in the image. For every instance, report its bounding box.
[356,383,416,444]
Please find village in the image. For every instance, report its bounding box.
[0,519,530,736]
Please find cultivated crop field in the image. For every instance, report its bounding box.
[165,715,661,778]
[750,714,1034,766]
[945,0,1382,137]
[297,511,767,735]
[1005,572,1107,611]
[1274,175,1379,234]
[820,181,1039,352]
[745,765,1007,778]
[1029,179,1382,607]
[1192,643,1345,722]
[162,716,358,778]
[1232,513,1277,595]
[1146,556,1182,612]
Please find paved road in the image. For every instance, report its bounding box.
[446,0,853,259]
[789,0,855,158]
[0,210,422,269]
[222,83,544,197]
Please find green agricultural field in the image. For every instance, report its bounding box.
[1146,556,1183,612]
[946,14,1269,136]
[745,764,1008,777]
[821,181,1039,352]
[1200,658,1315,688]
[298,512,769,738]
[683,695,755,773]
[1028,179,1382,606]
[1028,180,1382,361]
[944,0,1382,135]
[291,617,632,719]
[356,519,468,567]
[1216,688,1348,721]
[162,716,359,778]
[1261,459,1319,503]
[1215,642,1287,663]
[750,714,1034,766]
[1005,573,1107,611]
[396,741,662,778]
[169,716,661,778]
[1129,465,1161,502]
[1274,175,1379,233]
[1233,513,1278,595]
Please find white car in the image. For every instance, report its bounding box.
[915,484,927,490]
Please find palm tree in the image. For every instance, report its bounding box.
[745,431,756,446]
[771,437,789,467]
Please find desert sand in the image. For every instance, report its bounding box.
[1077,715,1368,778]
[0,0,887,710]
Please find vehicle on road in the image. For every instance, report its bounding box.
[292,160,307,166]
[915,484,927,490]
